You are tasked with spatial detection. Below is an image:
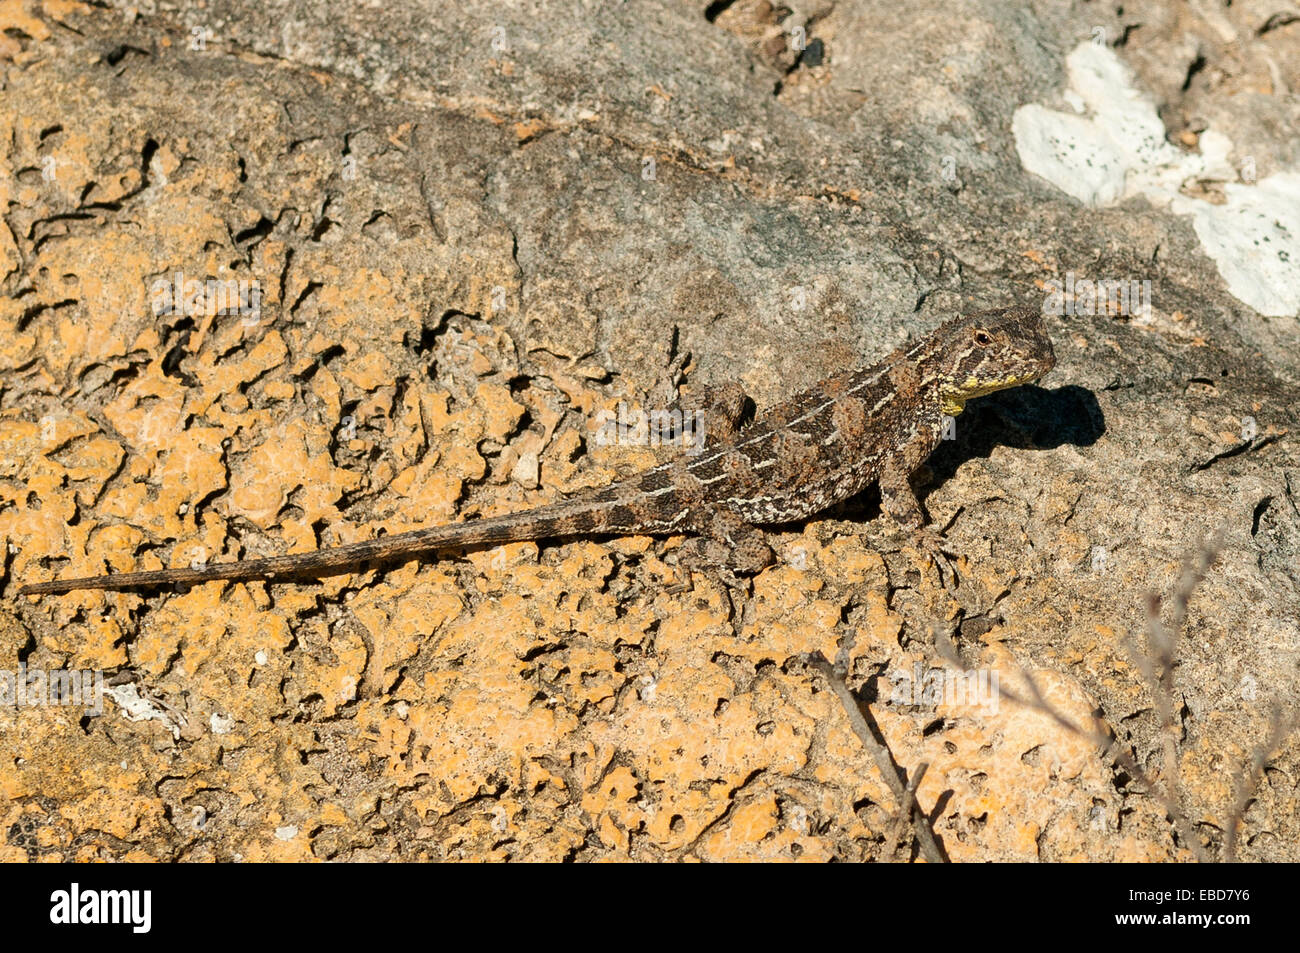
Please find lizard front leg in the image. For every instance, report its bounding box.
[878,435,956,588]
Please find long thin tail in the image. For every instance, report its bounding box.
[19,495,622,595]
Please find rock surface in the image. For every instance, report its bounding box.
[1,0,1297,861]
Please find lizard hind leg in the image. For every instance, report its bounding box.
[676,505,773,576]
[691,380,753,449]
[662,379,753,452]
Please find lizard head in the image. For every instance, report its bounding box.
[931,306,1056,416]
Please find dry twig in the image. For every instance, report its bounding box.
[807,652,947,863]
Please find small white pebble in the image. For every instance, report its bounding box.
[511,451,540,488]
[788,805,809,834]
[638,676,657,702]
[338,676,357,702]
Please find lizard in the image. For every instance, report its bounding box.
[18,305,1055,596]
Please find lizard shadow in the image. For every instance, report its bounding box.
[925,382,1104,483]
[829,383,1104,523]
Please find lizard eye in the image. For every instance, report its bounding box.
[973,330,993,347]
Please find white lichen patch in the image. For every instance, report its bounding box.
[1013,42,1300,317]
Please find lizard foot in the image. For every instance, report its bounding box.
[666,535,768,601]
[907,526,959,590]
[677,532,774,577]
[669,507,773,590]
